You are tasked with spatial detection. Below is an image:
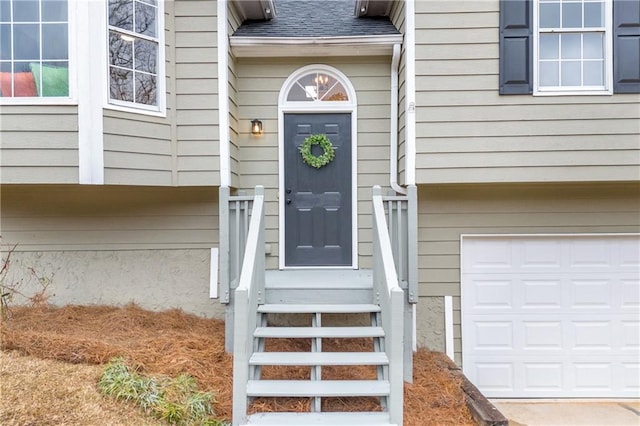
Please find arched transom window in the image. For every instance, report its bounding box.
[286,70,350,102]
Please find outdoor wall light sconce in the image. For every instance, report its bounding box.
[251,119,263,135]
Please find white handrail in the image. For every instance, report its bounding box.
[372,185,404,426]
[232,186,265,426]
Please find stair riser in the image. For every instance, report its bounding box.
[265,288,373,305]
[261,312,372,327]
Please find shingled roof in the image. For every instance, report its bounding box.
[232,0,400,38]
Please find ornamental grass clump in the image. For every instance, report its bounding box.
[99,357,226,426]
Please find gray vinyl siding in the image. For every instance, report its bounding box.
[235,58,393,269]
[417,182,640,362]
[1,185,219,251]
[389,0,406,185]
[103,0,220,186]
[0,106,79,184]
[414,1,640,185]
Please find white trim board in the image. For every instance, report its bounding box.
[230,35,402,58]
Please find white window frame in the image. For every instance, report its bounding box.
[105,0,165,116]
[533,0,613,96]
[0,0,76,105]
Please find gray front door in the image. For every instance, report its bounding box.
[284,113,352,267]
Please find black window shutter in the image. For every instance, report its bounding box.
[499,0,533,94]
[613,0,640,93]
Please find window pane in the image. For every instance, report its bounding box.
[0,60,11,96]
[540,34,559,59]
[30,61,68,96]
[135,71,156,105]
[109,0,133,31]
[561,2,582,28]
[110,66,133,101]
[584,1,603,27]
[287,83,312,101]
[135,0,156,37]
[583,60,604,85]
[561,34,581,59]
[539,61,559,86]
[561,61,581,86]
[540,2,560,28]
[109,30,133,67]
[0,23,11,60]
[0,0,11,22]
[42,0,67,22]
[42,23,67,59]
[13,23,39,60]
[134,38,156,73]
[583,33,603,59]
[13,0,39,22]
[322,82,348,101]
[13,61,37,96]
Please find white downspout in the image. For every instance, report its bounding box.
[390,43,406,195]
[218,0,230,187]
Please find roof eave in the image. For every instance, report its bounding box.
[230,34,403,58]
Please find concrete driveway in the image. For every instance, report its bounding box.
[490,400,640,426]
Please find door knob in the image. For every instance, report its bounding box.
[286,199,292,204]
[286,188,292,194]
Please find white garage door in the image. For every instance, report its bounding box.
[461,235,639,398]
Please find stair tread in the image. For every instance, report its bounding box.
[254,326,384,338]
[246,380,390,397]
[258,303,381,314]
[243,412,396,426]
[249,351,389,366]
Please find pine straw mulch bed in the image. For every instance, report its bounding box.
[0,304,475,425]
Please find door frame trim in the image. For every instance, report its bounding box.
[278,64,358,270]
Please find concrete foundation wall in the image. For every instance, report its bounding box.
[4,249,225,319]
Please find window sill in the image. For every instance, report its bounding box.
[104,101,167,118]
[0,98,78,106]
[534,89,613,96]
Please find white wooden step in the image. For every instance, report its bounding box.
[246,380,390,397]
[243,412,396,426]
[258,303,381,314]
[254,326,384,339]
[249,351,388,366]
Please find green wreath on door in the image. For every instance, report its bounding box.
[299,134,335,168]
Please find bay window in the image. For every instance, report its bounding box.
[0,0,69,98]
[107,0,161,111]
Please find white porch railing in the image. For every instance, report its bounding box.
[382,185,417,382]
[231,185,265,426]
[372,185,405,426]
[382,185,418,304]
[219,186,257,351]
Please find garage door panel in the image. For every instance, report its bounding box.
[465,357,639,397]
[462,235,640,398]
[464,236,640,273]
[621,278,640,309]
[465,274,637,313]
[466,315,639,354]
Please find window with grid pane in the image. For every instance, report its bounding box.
[108,0,159,109]
[536,0,611,92]
[0,0,69,98]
